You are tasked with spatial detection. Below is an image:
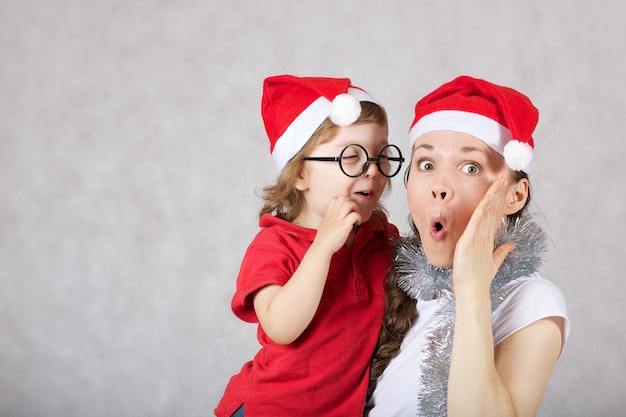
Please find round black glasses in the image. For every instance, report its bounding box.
[302,144,404,178]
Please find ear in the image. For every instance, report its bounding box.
[294,167,309,191]
[504,177,529,215]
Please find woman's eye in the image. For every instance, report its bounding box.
[418,160,434,171]
[461,163,481,175]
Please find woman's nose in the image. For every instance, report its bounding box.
[430,169,453,200]
[430,182,451,200]
[432,190,447,199]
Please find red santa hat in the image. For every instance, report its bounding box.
[408,76,538,172]
[262,74,382,171]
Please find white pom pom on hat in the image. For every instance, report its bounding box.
[503,140,534,171]
[261,75,382,171]
[408,75,538,172]
[329,93,362,126]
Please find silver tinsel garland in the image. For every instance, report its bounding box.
[394,216,547,417]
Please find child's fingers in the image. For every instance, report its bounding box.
[316,196,362,252]
[328,196,361,224]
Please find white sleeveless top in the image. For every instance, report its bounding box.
[368,273,570,417]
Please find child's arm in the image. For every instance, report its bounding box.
[448,178,563,417]
[253,196,362,345]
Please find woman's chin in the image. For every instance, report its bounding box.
[422,248,453,269]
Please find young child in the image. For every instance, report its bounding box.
[366,76,570,417]
[215,75,404,417]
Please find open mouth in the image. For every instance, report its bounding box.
[356,190,374,198]
[430,217,447,240]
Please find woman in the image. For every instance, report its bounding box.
[367,75,570,417]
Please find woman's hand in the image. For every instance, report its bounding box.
[448,175,564,417]
[452,176,515,298]
[448,176,518,416]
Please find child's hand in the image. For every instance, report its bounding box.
[314,196,362,253]
[452,176,515,297]
[253,196,361,345]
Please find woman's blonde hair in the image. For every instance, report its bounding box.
[259,101,389,221]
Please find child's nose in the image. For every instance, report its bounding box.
[364,160,380,177]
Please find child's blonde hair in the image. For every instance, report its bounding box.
[260,101,389,222]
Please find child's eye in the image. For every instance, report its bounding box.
[417,160,434,171]
[461,163,481,175]
[341,154,360,165]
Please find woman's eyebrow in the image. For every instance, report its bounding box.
[460,146,488,154]
[414,143,434,151]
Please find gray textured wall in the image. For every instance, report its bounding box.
[1,1,624,416]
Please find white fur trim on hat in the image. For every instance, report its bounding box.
[347,87,382,106]
[409,110,512,155]
[272,96,331,170]
[503,140,533,171]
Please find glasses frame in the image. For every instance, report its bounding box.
[302,143,404,178]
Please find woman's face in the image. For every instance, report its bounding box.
[406,130,510,268]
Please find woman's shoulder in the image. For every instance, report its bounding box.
[500,273,566,308]
[493,273,570,348]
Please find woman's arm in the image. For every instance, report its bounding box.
[449,295,563,417]
[494,317,564,416]
[448,178,564,417]
[448,289,515,417]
